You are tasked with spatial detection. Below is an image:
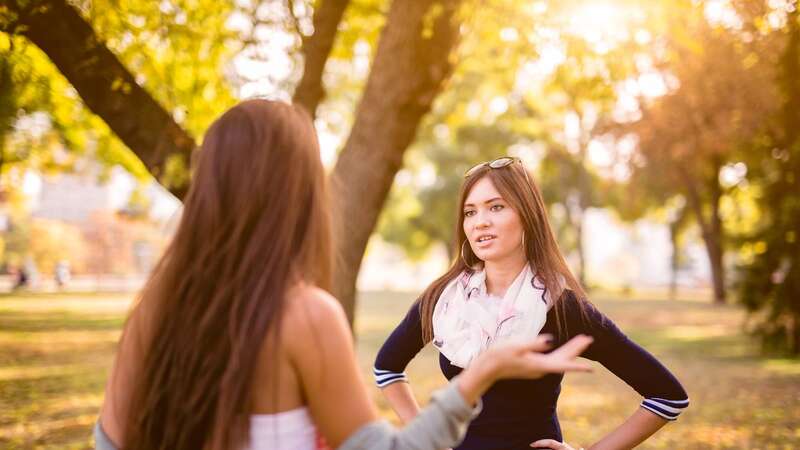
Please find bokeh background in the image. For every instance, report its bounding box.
[1,0,798,448]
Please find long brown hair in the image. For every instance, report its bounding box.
[420,160,586,343]
[122,99,333,449]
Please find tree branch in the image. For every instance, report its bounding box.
[3,0,196,199]
[292,0,350,117]
[286,0,306,43]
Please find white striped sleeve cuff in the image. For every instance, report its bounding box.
[640,397,690,421]
[373,367,408,388]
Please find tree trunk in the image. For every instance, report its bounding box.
[563,191,586,287]
[329,0,462,324]
[782,5,800,143]
[781,4,800,354]
[292,0,350,118]
[706,160,726,305]
[2,0,196,199]
[704,224,726,304]
[573,131,591,289]
[667,203,690,301]
[682,166,726,304]
[575,211,586,287]
[669,221,679,301]
[0,54,13,177]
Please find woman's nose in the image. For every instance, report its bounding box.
[475,212,491,228]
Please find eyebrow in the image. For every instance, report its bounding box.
[463,197,504,208]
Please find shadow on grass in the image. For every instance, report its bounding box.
[0,341,116,369]
[0,369,107,406]
[0,291,131,300]
[0,310,124,333]
[630,331,759,363]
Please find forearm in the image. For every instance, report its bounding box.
[381,381,422,424]
[341,380,480,450]
[454,354,497,406]
[588,408,668,450]
[380,352,495,424]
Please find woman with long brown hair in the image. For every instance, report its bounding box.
[94,101,596,450]
[375,156,690,450]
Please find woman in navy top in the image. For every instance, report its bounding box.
[374,157,689,450]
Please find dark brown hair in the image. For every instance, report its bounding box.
[122,99,333,449]
[419,161,587,343]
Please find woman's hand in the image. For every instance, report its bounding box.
[530,439,581,449]
[456,334,593,405]
[479,334,594,380]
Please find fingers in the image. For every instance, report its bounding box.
[550,334,593,359]
[518,334,593,358]
[528,354,592,374]
[513,334,555,353]
[528,334,594,375]
[530,439,563,449]
[553,360,593,373]
[530,439,576,449]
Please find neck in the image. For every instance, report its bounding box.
[484,256,527,297]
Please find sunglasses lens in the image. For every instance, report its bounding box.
[464,157,520,178]
[488,157,515,169]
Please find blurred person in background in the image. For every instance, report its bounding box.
[54,260,70,289]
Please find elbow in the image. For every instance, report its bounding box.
[640,396,690,421]
[373,366,408,388]
[373,346,407,388]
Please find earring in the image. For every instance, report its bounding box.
[521,231,526,256]
[461,240,472,267]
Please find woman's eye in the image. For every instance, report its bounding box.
[464,210,475,217]
[490,204,504,212]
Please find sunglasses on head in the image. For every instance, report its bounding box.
[464,156,524,179]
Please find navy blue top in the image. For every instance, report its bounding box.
[374,290,689,450]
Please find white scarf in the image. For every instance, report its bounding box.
[432,264,552,368]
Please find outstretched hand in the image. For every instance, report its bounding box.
[456,334,594,407]
[479,334,594,380]
[530,439,580,449]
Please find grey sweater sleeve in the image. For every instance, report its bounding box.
[93,421,118,450]
[337,378,482,450]
[94,380,481,450]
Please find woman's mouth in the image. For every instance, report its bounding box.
[475,234,496,248]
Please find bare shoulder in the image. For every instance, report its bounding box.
[284,284,348,328]
[282,284,351,350]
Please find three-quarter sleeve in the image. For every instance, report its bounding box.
[563,292,690,421]
[373,300,426,388]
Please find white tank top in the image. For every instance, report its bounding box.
[246,407,319,450]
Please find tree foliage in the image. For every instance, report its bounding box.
[1,0,469,324]
[0,0,237,196]
[737,3,800,355]
[609,3,778,303]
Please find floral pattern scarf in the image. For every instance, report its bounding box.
[432,264,552,368]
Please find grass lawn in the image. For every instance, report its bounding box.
[1,290,798,449]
